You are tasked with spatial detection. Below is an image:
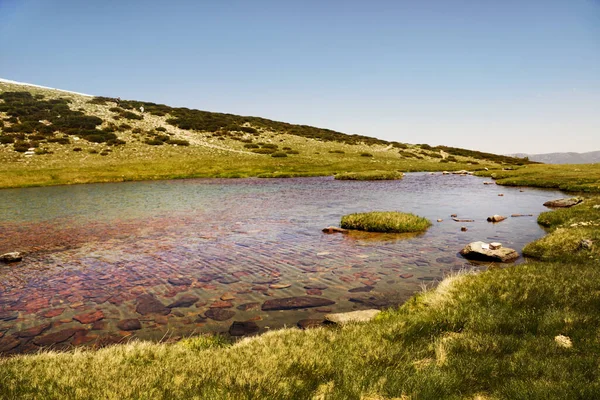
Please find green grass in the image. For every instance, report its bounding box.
[523,197,600,261]
[476,164,600,193]
[334,170,404,180]
[340,211,431,233]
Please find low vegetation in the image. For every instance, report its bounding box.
[523,197,600,261]
[0,81,533,189]
[334,170,404,181]
[477,163,600,193]
[340,211,431,233]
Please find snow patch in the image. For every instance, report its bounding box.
[0,78,94,97]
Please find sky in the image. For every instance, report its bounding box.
[0,0,599,154]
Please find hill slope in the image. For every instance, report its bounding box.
[0,79,533,188]
[509,151,600,164]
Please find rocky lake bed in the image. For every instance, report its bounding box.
[0,173,565,354]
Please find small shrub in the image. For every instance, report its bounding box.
[34,148,52,155]
[156,127,167,132]
[89,149,98,154]
[73,147,83,152]
[244,143,259,149]
[145,139,164,146]
[47,137,71,144]
[286,150,300,154]
[360,152,373,157]
[107,139,126,146]
[0,136,14,144]
[329,150,345,154]
[166,139,190,146]
[119,124,133,130]
[261,143,278,149]
[271,152,288,158]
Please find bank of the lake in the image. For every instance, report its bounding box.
[1,174,599,399]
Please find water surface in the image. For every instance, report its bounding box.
[0,174,563,353]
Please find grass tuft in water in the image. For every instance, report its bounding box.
[340,211,431,233]
[334,170,404,180]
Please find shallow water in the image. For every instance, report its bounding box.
[0,174,563,353]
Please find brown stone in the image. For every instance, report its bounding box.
[73,310,105,324]
[33,328,84,346]
[210,301,233,308]
[0,336,20,352]
[459,241,519,262]
[91,320,106,330]
[261,296,335,311]
[322,226,348,234]
[167,294,199,308]
[0,252,22,263]
[543,198,583,208]
[117,319,142,331]
[236,302,260,311]
[229,321,260,336]
[40,308,65,318]
[17,323,51,338]
[348,286,374,293]
[297,319,324,329]
[168,277,192,286]
[205,308,235,321]
[135,294,170,316]
[487,215,507,223]
[306,288,322,296]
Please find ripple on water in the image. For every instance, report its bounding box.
[0,174,565,353]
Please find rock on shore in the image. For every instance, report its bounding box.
[459,241,519,262]
[543,198,583,208]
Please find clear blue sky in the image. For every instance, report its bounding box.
[1,0,599,154]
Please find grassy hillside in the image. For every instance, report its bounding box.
[0,81,533,188]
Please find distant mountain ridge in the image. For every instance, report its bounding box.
[508,151,600,165]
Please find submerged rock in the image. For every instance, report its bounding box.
[168,277,192,286]
[236,302,260,311]
[73,310,105,324]
[33,328,84,346]
[324,309,381,325]
[322,226,349,234]
[0,252,22,263]
[229,321,260,336]
[543,197,583,208]
[0,311,18,322]
[459,241,519,262]
[348,286,374,293]
[17,323,51,338]
[0,336,20,352]
[261,296,335,311]
[135,294,170,316]
[117,319,142,331]
[205,308,235,321]
[297,319,324,329]
[167,295,199,308]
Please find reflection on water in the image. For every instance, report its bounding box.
[0,174,563,353]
